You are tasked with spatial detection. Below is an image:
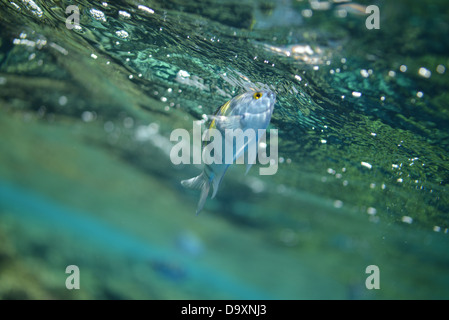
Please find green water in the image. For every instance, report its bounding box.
[0,0,448,299]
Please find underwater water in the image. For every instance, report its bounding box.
[0,0,448,299]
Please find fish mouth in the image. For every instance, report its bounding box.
[266,91,276,101]
[250,102,275,116]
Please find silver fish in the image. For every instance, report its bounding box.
[181,90,276,214]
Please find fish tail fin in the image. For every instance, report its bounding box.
[210,174,223,199]
[181,172,207,190]
[181,172,211,215]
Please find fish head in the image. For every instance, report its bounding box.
[210,90,276,132]
[235,90,276,116]
[232,90,276,130]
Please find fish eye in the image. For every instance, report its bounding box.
[253,92,262,100]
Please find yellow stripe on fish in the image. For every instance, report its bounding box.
[210,99,232,129]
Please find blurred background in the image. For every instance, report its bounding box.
[0,0,448,299]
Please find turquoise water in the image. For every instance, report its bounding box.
[0,0,448,299]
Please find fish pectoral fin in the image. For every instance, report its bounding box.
[209,115,242,130]
[233,140,257,175]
